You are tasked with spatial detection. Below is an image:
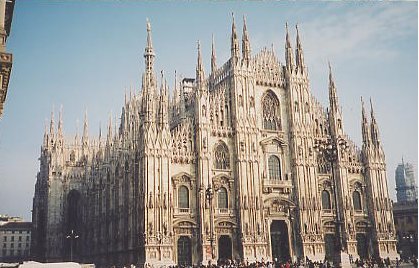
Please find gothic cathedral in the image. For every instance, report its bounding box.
[31,18,398,267]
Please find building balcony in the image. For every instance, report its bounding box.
[262,179,292,194]
[216,208,235,216]
[174,208,193,216]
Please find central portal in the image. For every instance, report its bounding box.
[218,235,232,262]
[270,220,290,262]
[356,233,368,260]
[177,236,192,266]
[324,234,336,261]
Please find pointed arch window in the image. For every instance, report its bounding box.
[214,142,230,170]
[262,91,281,130]
[178,186,189,209]
[268,155,282,180]
[322,190,331,210]
[353,191,362,211]
[218,187,228,209]
[70,151,75,162]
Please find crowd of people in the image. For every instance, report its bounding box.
[116,256,418,268]
[352,256,417,268]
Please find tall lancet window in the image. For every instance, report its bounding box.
[214,142,230,170]
[262,91,281,130]
[218,187,228,209]
[268,155,282,180]
[178,186,189,209]
[353,191,362,211]
[322,190,331,210]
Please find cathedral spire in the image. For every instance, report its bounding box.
[369,97,381,146]
[285,22,294,72]
[242,15,251,63]
[141,19,157,123]
[144,18,155,72]
[158,70,169,127]
[74,119,80,146]
[295,24,305,73]
[49,108,55,137]
[48,107,56,147]
[211,34,217,74]
[231,13,240,63]
[328,62,344,136]
[173,70,179,103]
[57,105,63,138]
[43,119,48,148]
[196,40,205,85]
[328,62,339,113]
[82,109,89,146]
[106,114,112,146]
[361,97,371,146]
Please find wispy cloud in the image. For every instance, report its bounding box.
[299,4,417,63]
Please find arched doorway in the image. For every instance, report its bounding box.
[218,235,232,262]
[356,233,368,260]
[324,234,336,261]
[177,236,192,266]
[270,220,290,262]
[66,190,82,261]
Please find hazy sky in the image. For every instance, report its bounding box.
[0,2,417,221]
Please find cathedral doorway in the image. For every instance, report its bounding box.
[270,220,290,262]
[218,235,232,261]
[177,236,192,266]
[66,190,82,261]
[356,233,368,260]
[324,234,336,261]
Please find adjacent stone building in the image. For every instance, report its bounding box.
[0,215,24,226]
[393,161,418,259]
[0,221,32,262]
[395,161,417,203]
[31,18,398,267]
[0,0,15,118]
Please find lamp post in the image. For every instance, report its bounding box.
[288,205,297,262]
[206,184,215,260]
[314,137,349,265]
[66,229,79,262]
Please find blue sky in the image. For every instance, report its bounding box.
[0,2,417,221]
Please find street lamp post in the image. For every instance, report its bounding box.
[314,137,349,265]
[288,205,297,262]
[206,184,215,260]
[66,229,79,262]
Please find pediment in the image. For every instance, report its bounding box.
[263,197,295,208]
[173,219,197,227]
[171,172,195,185]
[259,136,287,148]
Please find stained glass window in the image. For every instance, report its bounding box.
[214,142,230,170]
[218,187,228,209]
[178,186,189,208]
[268,155,281,180]
[353,191,362,211]
[262,91,281,130]
[322,190,331,210]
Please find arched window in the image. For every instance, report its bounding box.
[214,142,230,170]
[218,187,228,209]
[67,190,82,233]
[322,190,331,210]
[262,91,281,130]
[178,186,189,209]
[268,155,281,180]
[353,191,362,211]
[125,160,129,172]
